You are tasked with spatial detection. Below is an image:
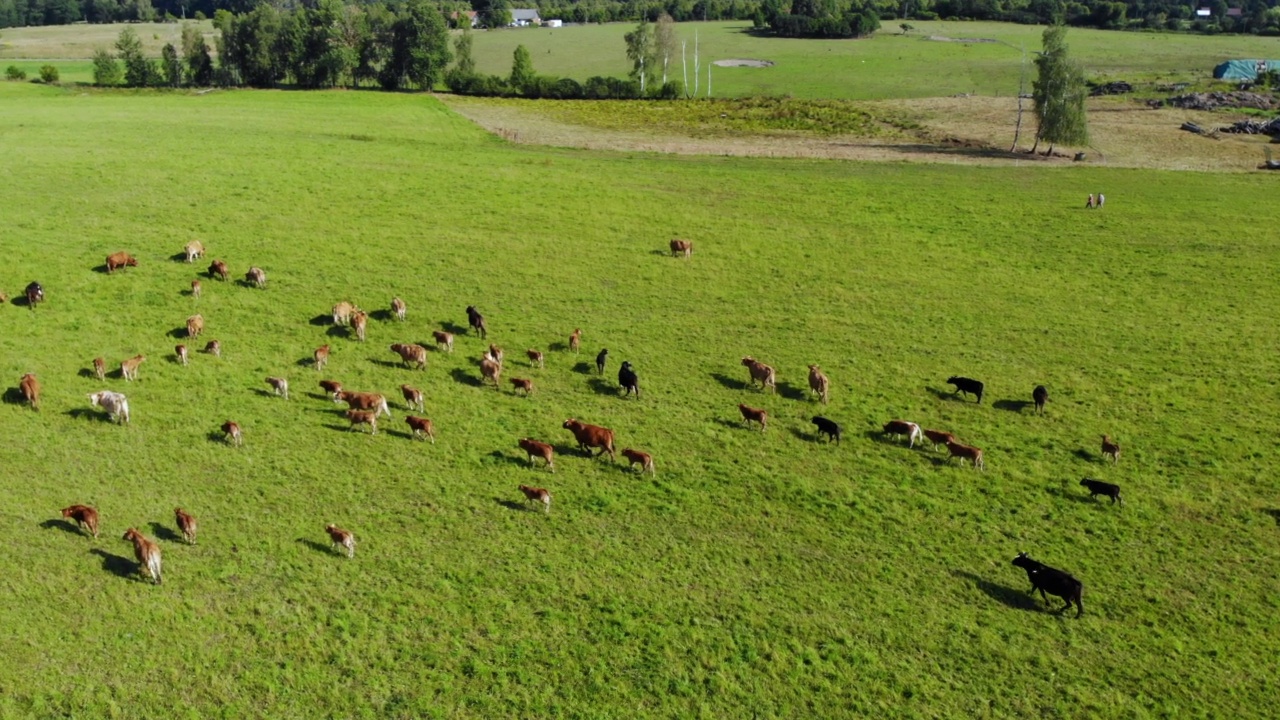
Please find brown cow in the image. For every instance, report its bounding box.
[61,504,98,538]
[487,344,504,365]
[622,448,655,475]
[221,420,242,446]
[923,429,957,451]
[738,403,768,432]
[332,301,356,326]
[519,485,551,513]
[405,415,435,443]
[186,314,204,338]
[190,279,201,298]
[184,240,204,263]
[518,438,554,472]
[390,343,427,369]
[945,440,985,471]
[314,344,330,371]
[174,507,197,545]
[569,328,581,353]
[336,390,391,418]
[346,409,378,434]
[400,384,424,412]
[105,252,138,273]
[93,357,106,380]
[562,418,616,460]
[480,357,502,388]
[741,357,776,393]
[391,297,406,321]
[208,259,229,281]
[527,349,544,369]
[325,524,355,558]
[203,340,221,358]
[351,311,367,342]
[266,377,289,399]
[808,365,830,404]
[883,420,922,448]
[19,373,39,410]
[175,344,188,366]
[123,528,162,584]
[670,238,693,258]
[245,266,267,288]
[319,379,343,400]
[510,378,534,396]
[121,354,145,382]
[432,330,454,353]
[1101,435,1121,464]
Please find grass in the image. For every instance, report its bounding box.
[2,80,1280,717]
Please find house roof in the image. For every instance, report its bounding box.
[511,8,541,20]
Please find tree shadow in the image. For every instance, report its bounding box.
[926,386,965,403]
[309,314,332,327]
[148,522,183,543]
[1263,508,1280,526]
[993,399,1031,413]
[369,309,393,322]
[89,548,139,579]
[777,381,807,401]
[297,538,340,556]
[710,372,748,391]
[2,387,25,404]
[449,368,483,387]
[951,570,1038,611]
[1072,448,1097,463]
[494,497,528,512]
[39,518,84,536]
[571,362,593,375]
[587,378,618,396]
[440,320,469,335]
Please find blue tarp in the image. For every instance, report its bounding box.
[1214,60,1280,80]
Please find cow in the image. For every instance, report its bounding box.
[221,420,242,446]
[122,528,162,584]
[390,343,427,369]
[203,340,221,358]
[432,330,454,353]
[332,301,355,326]
[208,260,229,281]
[741,357,776,393]
[1086,193,1095,209]
[400,385,424,412]
[618,361,639,397]
[883,420,921,448]
[186,314,204,338]
[1097,193,1105,208]
[18,373,39,410]
[945,440,985,471]
[622,448,655,475]
[466,306,487,338]
[174,507,197,544]
[1101,435,1121,464]
[923,429,957,450]
[946,376,984,403]
[314,345,330,372]
[60,504,99,538]
[346,409,378,434]
[105,252,138,273]
[190,279,201,298]
[808,365,830,404]
[319,379,343,400]
[738,403,768,432]
[527,349,544,369]
[1080,478,1123,505]
[480,357,502,388]
[519,485,552,513]
[336,391,391,418]
[811,416,841,444]
[670,238,693,258]
[1012,552,1084,617]
[184,240,204,263]
[88,391,129,424]
[486,344,504,365]
[1033,385,1049,414]
[325,524,355,558]
[175,345,188,366]
[518,438,554,472]
[511,377,534,395]
[405,415,435,443]
[121,354,145,382]
[93,357,106,380]
[24,281,44,307]
[595,348,608,374]
[391,297,406,321]
[569,328,581,353]
[351,311,367,342]
[562,418,616,460]
[266,377,289,399]
[245,266,267,288]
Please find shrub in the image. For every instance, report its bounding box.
[92,49,123,86]
[39,65,59,83]
[194,10,205,20]
[5,65,26,81]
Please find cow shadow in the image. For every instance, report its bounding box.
[2,387,25,404]
[168,353,186,365]
[10,295,31,307]
[440,321,469,336]
[777,381,808,402]
[488,450,532,468]
[711,372,748,391]
[587,378,617,396]
[926,386,966,403]
[1045,486,1096,505]
[494,497,528,512]
[251,388,276,399]
[369,359,402,370]
[66,408,110,423]
[324,424,356,433]
[77,368,98,379]
[233,278,255,288]
[89,548,138,579]
[207,430,231,443]
[325,326,353,338]
[167,327,188,338]
[39,518,85,536]
[369,309,394,322]
[307,392,332,402]
[180,287,198,298]
[713,417,749,431]
[148,522,183,543]
[385,429,415,441]
[296,356,316,367]
[572,362,593,375]
[952,570,1038,611]
[297,538,339,556]
[169,252,190,263]
[993,399,1031,413]
[1263,508,1280,526]
[91,264,112,274]
[309,314,332,327]
[547,341,568,352]
[1072,448,1098,462]
[788,426,818,443]
[449,368,483,388]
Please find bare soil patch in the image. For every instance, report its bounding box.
[713,59,776,68]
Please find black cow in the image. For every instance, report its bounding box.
[465,306,487,338]
[618,361,638,397]
[1033,385,1049,414]
[1012,552,1084,617]
[1080,478,1123,505]
[811,416,841,444]
[25,281,44,307]
[947,376,984,403]
[596,348,609,375]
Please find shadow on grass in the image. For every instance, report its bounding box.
[449,368,483,388]
[10,295,32,308]
[1045,486,1097,505]
[66,408,110,423]
[207,430,232,444]
[713,417,756,432]
[788,426,818,443]
[369,309,394,322]
[326,325,352,339]
[384,429,414,441]
[572,361,593,375]
[169,252,190,263]
[250,388,278,399]
[494,497,528,512]
[1264,508,1280,526]
[77,368,98,379]
[489,450,532,468]
[167,326,189,339]
[369,359,404,370]
[993,399,1031,413]
[777,381,807,402]
[297,538,339,556]
[547,341,568,352]
[952,570,1038,611]
[306,392,332,402]
[587,378,618,397]
[440,320,469,336]
[148,522,183,543]
[39,518,85,536]
[711,372,748,391]
[180,288,198,298]
[90,548,138,579]
[2,387,26,404]
[296,356,317,367]
[91,264,113,275]
[926,386,967,403]
[1072,448,1098,463]
[309,314,332,327]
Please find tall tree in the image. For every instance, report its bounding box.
[509,43,534,92]
[379,0,450,90]
[653,12,678,86]
[181,22,213,86]
[161,42,182,87]
[623,19,655,92]
[116,26,157,87]
[471,0,510,29]
[452,25,475,77]
[1031,25,1089,155]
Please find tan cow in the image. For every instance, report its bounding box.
[923,429,957,451]
[510,378,534,395]
[346,409,378,434]
[622,448,655,475]
[314,345,330,371]
[121,354,145,382]
[208,259,229,281]
[405,415,435,443]
[174,507,197,545]
[186,314,204,338]
[332,301,356,327]
[18,373,39,410]
[945,441,985,471]
[325,524,355,558]
[738,403,767,432]
[519,485,551,514]
[518,438,554,472]
[480,357,502,388]
[204,340,221,358]
[191,279,201,298]
[569,328,581,353]
[61,504,99,538]
[390,343,427,369]
[487,344,504,365]
[400,384,424,412]
[123,528,162,584]
[266,377,289,399]
[807,364,830,404]
[670,238,693,258]
[526,349,544,368]
[245,266,267,288]
[105,252,138,273]
[184,240,204,263]
[741,357,776,393]
[221,420,242,446]
[432,330,454,353]
[351,311,367,342]
[175,345,188,366]
[336,391,391,418]
[93,357,106,380]
[391,297,406,321]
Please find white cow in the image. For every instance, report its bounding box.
[89,391,130,424]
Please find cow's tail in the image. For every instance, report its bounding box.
[380,398,391,419]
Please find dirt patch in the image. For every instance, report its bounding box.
[712,59,775,68]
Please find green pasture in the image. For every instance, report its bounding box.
[3,59,93,83]
[1,81,1278,717]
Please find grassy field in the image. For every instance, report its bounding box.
[1,80,1279,717]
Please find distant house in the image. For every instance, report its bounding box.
[510,8,541,26]
[545,18,563,28]
[449,10,479,27]
[1195,7,1211,16]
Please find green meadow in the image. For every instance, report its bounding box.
[1,80,1279,717]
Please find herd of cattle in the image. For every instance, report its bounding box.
[15,239,1122,615]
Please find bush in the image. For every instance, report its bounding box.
[5,65,26,81]
[92,49,123,86]
[194,10,205,19]
[39,65,59,83]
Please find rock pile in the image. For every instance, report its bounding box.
[1148,92,1278,111]
[1218,117,1280,136]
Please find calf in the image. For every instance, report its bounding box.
[314,344,330,371]
[19,373,40,410]
[184,240,204,263]
[1012,552,1084,617]
[741,357,776,393]
[738,403,768,432]
[351,311,367,342]
[622,448,655,475]
[405,415,435,443]
[595,348,609,374]
[1080,478,1123,505]
[325,524,355,558]
[174,507,197,544]
[88,391,129,424]
[946,376,984,403]
[945,440,985,471]
[60,504,99,538]
[510,377,534,395]
[480,357,502,388]
[400,384,424,412]
[175,344,188,366]
[121,354,145,382]
[390,343,427,369]
[1101,435,1121,464]
[186,313,204,338]
[93,357,106,380]
[346,409,378,434]
[336,391,391,418]
[1086,193,1096,209]
[391,296,406,321]
[562,418,617,460]
[105,251,138,273]
[569,328,581,353]
[808,365,830,404]
[1033,385,1049,414]
[527,349,544,368]
[266,377,289,399]
[518,438,554,472]
[519,485,551,513]
[487,344,504,365]
[466,305,487,338]
[1097,193,1105,208]
[208,259,229,281]
[203,340,221,358]
[24,281,44,307]
[123,528,162,584]
[669,238,693,258]
[811,416,841,444]
[332,301,355,326]
[245,266,267,288]
[319,379,343,400]
[191,279,201,298]
[618,361,639,397]
[432,330,454,353]
[923,429,957,450]
[883,420,921,448]
[221,420,242,446]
